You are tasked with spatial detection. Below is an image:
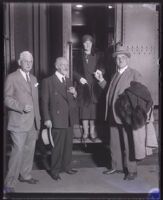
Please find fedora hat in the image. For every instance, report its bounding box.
[41,128,54,147]
[112,45,131,58]
[82,34,94,43]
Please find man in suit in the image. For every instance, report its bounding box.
[4,51,41,192]
[41,57,78,181]
[94,45,145,180]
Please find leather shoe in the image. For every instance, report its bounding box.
[124,172,137,180]
[19,177,39,184]
[51,173,61,181]
[4,187,15,193]
[66,169,78,175]
[103,169,116,175]
[103,169,124,175]
[90,137,97,143]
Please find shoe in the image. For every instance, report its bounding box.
[66,169,78,175]
[103,169,118,175]
[90,137,97,143]
[4,187,15,193]
[42,156,50,171]
[19,177,39,184]
[51,173,61,181]
[124,172,137,180]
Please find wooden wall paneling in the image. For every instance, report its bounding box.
[27,3,34,60]
[3,3,11,76]
[14,3,31,59]
[39,3,48,79]
[9,3,15,62]
[62,4,72,78]
[33,3,39,78]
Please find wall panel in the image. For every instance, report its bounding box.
[123,3,159,105]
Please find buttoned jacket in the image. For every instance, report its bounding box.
[41,74,77,128]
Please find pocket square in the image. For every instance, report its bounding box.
[34,83,39,87]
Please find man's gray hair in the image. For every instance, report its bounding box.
[19,51,33,61]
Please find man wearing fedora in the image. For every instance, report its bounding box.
[41,57,78,181]
[94,45,145,180]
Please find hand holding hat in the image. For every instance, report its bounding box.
[41,128,54,147]
[42,120,54,147]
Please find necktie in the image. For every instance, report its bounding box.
[62,77,66,84]
[26,73,32,92]
[26,73,30,83]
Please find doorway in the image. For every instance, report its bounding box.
[71,4,115,52]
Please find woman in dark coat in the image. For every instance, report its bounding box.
[73,34,104,142]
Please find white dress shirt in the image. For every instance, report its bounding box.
[55,71,65,83]
[19,69,30,82]
[117,65,128,74]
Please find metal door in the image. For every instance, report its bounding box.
[115,3,159,105]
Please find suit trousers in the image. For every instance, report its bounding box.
[51,127,73,175]
[109,125,137,173]
[5,124,37,188]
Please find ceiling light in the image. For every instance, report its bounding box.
[108,5,113,9]
[76,5,83,8]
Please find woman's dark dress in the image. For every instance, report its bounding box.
[73,51,104,120]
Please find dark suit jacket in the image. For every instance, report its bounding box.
[5,69,41,132]
[41,74,77,128]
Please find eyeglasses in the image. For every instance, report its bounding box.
[22,60,33,64]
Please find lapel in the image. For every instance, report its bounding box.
[30,74,36,98]
[53,74,68,101]
[105,72,118,119]
[82,52,86,76]
[105,68,132,120]
[113,67,131,96]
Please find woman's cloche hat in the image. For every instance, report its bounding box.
[82,34,94,43]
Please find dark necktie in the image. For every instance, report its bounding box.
[26,73,32,92]
[26,73,30,83]
[62,77,66,85]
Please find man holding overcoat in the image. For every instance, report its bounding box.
[94,45,149,180]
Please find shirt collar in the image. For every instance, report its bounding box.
[118,65,128,74]
[19,69,30,81]
[55,71,65,83]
